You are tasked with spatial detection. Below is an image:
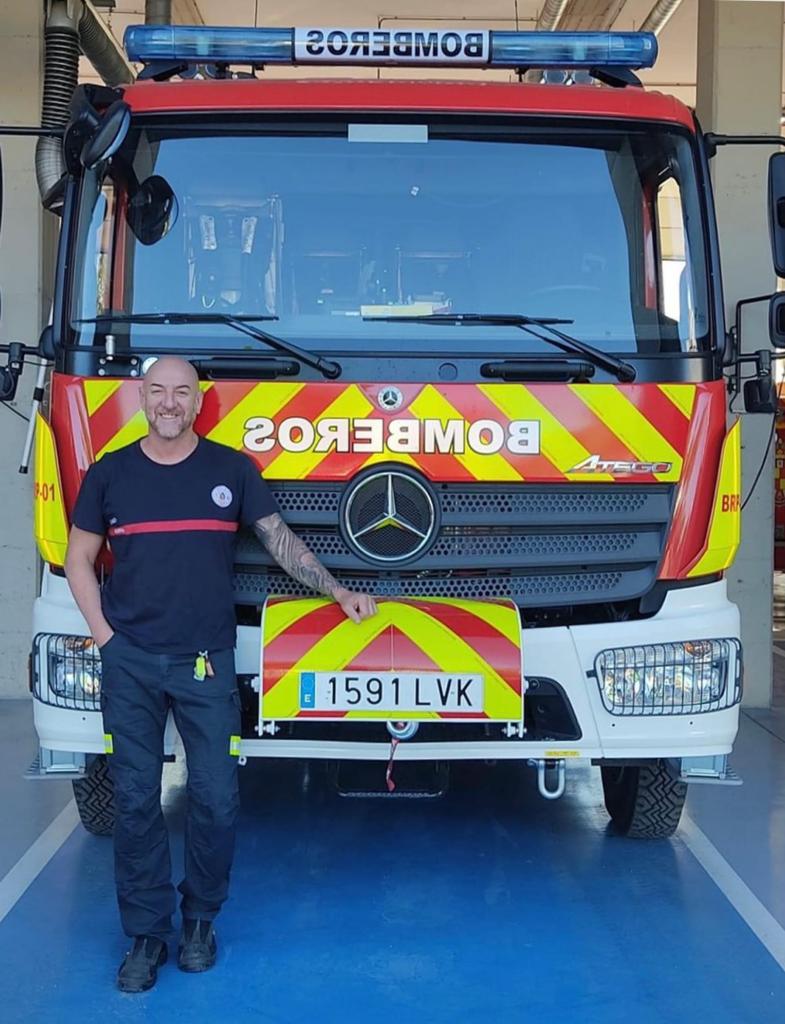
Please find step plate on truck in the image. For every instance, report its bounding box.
[260,597,523,724]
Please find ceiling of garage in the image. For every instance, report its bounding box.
[81,0,776,109]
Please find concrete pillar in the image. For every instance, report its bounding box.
[0,2,46,697]
[696,0,783,707]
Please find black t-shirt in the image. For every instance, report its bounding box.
[72,438,278,654]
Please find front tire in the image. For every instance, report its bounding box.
[601,760,687,839]
[72,755,115,836]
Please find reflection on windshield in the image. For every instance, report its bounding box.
[71,122,709,354]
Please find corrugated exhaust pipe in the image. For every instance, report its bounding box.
[36,0,134,207]
[640,0,684,36]
[36,1,80,206]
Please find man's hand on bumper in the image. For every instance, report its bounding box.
[333,587,377,623]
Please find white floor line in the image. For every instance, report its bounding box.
[772,645,785,660]
[0,800,80,925]
[680,813,785,973]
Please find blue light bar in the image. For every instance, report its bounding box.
[126,25,292,65]
[124,25,658,72]
[492,31,657,69]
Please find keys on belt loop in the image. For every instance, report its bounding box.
[193,651,215,681]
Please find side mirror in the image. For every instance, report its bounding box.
[744,374,777,414]
[769,293,785,348]
[768,152,785,276]
[126,175,177,246]
[38,325,55,361]
[80,100,131,172]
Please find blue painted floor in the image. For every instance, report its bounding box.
[2,726,785,1024]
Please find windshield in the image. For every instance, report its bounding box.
[69,117,711,355]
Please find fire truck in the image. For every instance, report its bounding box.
[5,24,785,839]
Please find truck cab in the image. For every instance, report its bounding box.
[26,26,749,838]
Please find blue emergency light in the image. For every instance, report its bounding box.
[124,25,658,72]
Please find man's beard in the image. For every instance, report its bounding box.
[150,410,191,439]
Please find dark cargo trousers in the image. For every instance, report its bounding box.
[99,633,241,940]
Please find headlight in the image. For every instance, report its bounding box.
[595,638,741,716]
[46,636,102,706]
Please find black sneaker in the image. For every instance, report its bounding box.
[178,918,217,973]
[117,936,167,993]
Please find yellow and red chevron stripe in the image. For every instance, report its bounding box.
[260,597,523,721]
[59,376,721,485]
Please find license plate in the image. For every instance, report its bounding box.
[299,671,484,713]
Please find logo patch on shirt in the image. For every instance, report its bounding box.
[211,485,233,508]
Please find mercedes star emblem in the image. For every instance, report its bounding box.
[343,470,437,563]
[378,386,404,412]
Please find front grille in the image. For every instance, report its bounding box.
[235,566,654,604]
[236,525,662,569]
[274,488,341,517]
[239,481,674,609]
[439,488,653,520]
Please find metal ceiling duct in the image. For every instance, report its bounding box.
[640,0,684,36]
[553,0,683,33]
[80,1,135,87]
[536,0,571,31]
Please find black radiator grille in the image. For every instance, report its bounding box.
[236,482,674,608]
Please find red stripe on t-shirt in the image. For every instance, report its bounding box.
[108,519,239,537]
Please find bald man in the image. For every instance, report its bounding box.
[65,356,375,992]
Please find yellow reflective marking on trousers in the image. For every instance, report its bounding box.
[229,735,242,757]
[408,384,523,481]
[570,385,682,481]
[103,733,114,755]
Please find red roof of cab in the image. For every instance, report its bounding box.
[123,78,696,131]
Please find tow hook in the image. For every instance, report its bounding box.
[386,720,419,740]
[529,758,567,800]
[385,721,418,792]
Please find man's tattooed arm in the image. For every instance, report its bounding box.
[253,512,343,598]
[253,513,377,623]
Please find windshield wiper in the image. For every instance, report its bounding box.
[362,311,636,382]
[75,312,342,379]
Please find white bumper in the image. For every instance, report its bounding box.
[32,570,741,761]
